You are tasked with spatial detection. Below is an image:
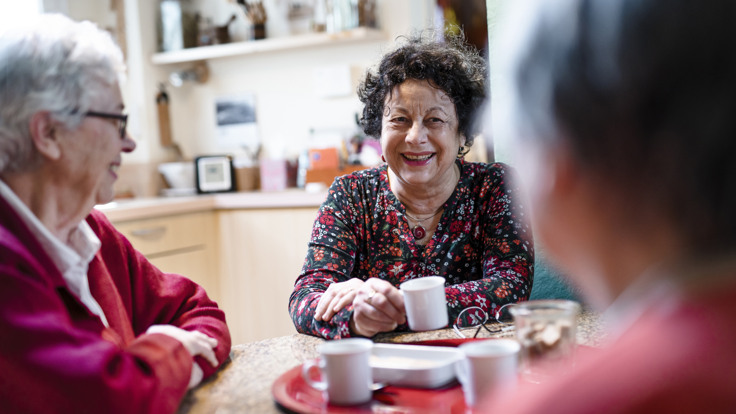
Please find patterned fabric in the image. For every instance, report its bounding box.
[289,160,534,339]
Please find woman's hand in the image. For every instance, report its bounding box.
[145,324,219,389]
[314,278,365,321]
[350,279,406,337]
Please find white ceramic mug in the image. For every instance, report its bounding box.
[455,339,520,407]
[400,276,448,331]
[301,338,375,405]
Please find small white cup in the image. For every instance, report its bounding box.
[302,338,375,405]
[400,276,448,331]
[455,339,520,407]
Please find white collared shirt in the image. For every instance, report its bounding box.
[0,180,109,327]
[601,260,687,344]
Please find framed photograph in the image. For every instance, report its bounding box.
[215,93,259,153]
[195,155,235,193]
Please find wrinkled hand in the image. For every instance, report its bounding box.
[146,324,219,389]
[314,278,365,322]
[350,278,406,337]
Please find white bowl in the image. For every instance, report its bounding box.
[158,161,195,189]
[371,343,462,388]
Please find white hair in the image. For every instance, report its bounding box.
[0,13,125,174]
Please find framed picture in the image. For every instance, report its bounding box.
[195,155,235,193]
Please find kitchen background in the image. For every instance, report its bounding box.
[17,1,568,346]
[37,0,501,198]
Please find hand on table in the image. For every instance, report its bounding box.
[146,324,219,389]
[350,278,406,337]
[314,278,365,322]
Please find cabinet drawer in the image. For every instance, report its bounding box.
[115,212,208,256]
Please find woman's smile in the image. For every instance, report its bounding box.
[381,79,464,190]
[402,152,435,165]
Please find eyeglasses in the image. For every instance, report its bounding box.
[84,111,128,139]
[453,304,516,339]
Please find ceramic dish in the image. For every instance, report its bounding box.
[371,343,462,388]
[272,364,466,414]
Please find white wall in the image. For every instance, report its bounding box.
[127,0,435,165]
[486,0,512,164]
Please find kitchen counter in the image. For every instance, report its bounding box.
[95,189,330,345]
[177,310,606,414]
[95,189,329,222]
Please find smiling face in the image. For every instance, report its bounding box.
[381,79,465,193]
[56,81,136,206]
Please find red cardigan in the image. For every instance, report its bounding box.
[0,200,231,414]
[482,279,736,413]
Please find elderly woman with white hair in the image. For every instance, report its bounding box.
[0,14,230,414]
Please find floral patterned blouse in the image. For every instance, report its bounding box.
[289,160,534,339]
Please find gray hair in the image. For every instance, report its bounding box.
[0,13,125,174]
[499,0,736,250]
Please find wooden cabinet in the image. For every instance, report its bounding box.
[105,193,324,346]
[217,207,318,345]
[112,211,221,304]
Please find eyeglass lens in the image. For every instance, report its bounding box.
[84,111,128,139]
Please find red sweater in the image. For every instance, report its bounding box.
[482,280,736,413]
[0,201,231,414]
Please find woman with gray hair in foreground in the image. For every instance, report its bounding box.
[483,0,736,412]
[0,14,230,414]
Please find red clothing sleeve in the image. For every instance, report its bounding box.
[0,206,231,414]
[86,210,231,380]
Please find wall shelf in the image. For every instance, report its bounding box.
[151,27,385,65]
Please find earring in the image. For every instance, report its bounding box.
[381,154,386,162]
[457,146,466,158]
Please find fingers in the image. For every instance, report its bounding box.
[145,325,220,367]
[190,332,220,367]
[350,313,397,337]
[360,280,406,325]
[188,363,205,389]
[198,345,219,368]
[314,289,336,321]
[332,291,355,310]
[382,286,406,317]
[355,307,399,334]
[350,280,407,336]
[324,287,357,320]
[314,279,365,321]
[191,330,219,348]
[318,289,354,322]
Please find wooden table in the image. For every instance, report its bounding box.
[177,311,606,413]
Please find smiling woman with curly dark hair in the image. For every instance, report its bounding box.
[358,32,487,153]
[289,32,534,340]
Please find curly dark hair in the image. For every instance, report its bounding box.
[357,32,488,148]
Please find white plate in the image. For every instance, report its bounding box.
[371,343,462,389]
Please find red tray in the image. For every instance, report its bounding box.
[271,339,482,414]
[272,364,468,414]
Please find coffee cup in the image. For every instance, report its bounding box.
[509,299,581,383]
[301,338,376,405]
[399,276,448,331]
[400,276,448,331]
[455,339,520,407]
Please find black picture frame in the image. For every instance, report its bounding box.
[194,155,236,194]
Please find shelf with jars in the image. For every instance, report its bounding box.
[151,26,385,65]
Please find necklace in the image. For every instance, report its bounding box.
[405,207,443,240]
